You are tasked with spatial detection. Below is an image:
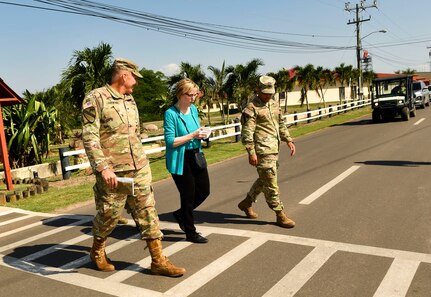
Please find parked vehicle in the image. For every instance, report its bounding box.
[371,75,416,122]
[412,80,430,108]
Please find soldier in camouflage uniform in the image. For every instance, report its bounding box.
[82,58,185,277]
[238,75,296,228]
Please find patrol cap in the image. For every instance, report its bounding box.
[259,75,276,94]
[113,58,143,78]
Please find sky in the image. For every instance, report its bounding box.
[1,0,431,95]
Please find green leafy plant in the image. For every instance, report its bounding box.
[3,95,58,168]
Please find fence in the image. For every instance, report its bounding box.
[58,100,370,179]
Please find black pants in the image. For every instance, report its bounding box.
[172,150,210,234]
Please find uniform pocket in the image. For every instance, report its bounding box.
[103,105,125,129]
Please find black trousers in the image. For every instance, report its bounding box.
[171,150,210,234]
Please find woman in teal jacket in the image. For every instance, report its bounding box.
[164,78,210,244]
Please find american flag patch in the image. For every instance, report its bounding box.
[83,101,93,109]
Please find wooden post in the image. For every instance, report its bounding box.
[0,105,13,191]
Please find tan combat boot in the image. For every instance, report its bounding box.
[276,211,295,228]
[146,238,186,277]
[238,196,258,219]
[90,236,115,271]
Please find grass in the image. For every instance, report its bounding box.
[6,183,94,213]
[3,106,372,213]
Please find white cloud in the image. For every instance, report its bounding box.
[159,63,180,76]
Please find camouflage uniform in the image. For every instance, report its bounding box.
[241,94,293,211]
[82,84,162,240]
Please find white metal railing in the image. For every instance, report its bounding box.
[59,100,370,178]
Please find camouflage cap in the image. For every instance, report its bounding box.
[259,75,276,94]
[113,58,143,78]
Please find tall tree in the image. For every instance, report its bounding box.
[362,70,376,99]
[207,61,233,125]
[229,58,264,109]
[294,64,316,110]
[62,42,113,115]
[314,66,334,108]
[334,63,354,103]
[395,68,416,74]
[133,68,168,121]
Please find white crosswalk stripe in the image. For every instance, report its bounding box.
[0,208,430,297]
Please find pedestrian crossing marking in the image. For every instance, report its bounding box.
[0,207,430,297]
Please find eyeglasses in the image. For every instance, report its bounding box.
[184,93,198,97]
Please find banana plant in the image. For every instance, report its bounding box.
[3,95,58,168]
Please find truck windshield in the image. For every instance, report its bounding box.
[374,80,406,97]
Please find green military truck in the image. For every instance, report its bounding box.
[371,75,416,122]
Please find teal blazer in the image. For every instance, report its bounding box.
[164,104,202,175]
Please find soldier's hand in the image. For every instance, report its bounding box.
[248,154,258,167]
[288,141,296,156]
[101,168,118,189]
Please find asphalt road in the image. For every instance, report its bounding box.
[1,107,431,297]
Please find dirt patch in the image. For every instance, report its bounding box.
[49,175,95,188]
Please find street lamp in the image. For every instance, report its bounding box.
[357,29,387,101]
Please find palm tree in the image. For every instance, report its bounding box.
[267,69,295,112]
[62,42,113,113]
[207,61,233,125]
[294,64,316,110]
[334,63,354,104]
[395,68,416,74]
[363,70,377,99]
[228,58,264,109]
[314,67,335,108]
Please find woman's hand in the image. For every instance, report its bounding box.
[193,127,210,139]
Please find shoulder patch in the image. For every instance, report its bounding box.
[242,108,254,117]
[82,99,96,124]
[82,106,96,124]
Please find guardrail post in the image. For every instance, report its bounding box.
[307,109,311,123]
[319,109,322,120]
[234,118,240,142]
[204,124,212,148]
[58,147,71,180]
[293,111,298,126]
[329,105,332,118]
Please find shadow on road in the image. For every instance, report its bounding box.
[159,210,269,227]
[356,160,431,167]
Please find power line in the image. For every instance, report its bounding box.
[2,0,354,54]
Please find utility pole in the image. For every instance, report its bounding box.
[427,46,431,72]
[345,0,377,102]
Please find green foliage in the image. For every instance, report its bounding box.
[133,68,169,121]
[3,95,58,168]
[62,42,113,118]
[23,83,76,143]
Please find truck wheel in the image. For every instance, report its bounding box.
[372,110,380,123]
[410,107,416,118]
[401,107,410,121]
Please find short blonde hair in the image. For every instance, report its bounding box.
[175,78,199,99]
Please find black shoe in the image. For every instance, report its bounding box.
[173,211,185,232]
[186,232,208,244]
